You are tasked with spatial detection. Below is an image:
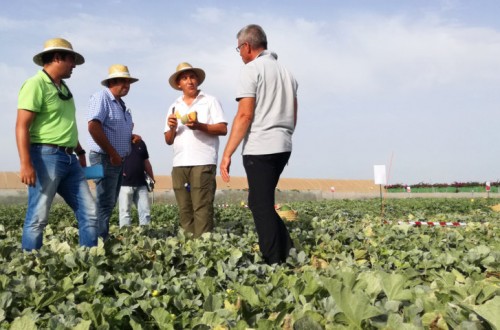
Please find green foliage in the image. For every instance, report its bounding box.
[0,199,499,329]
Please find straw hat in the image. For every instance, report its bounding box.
[33,38,85,66]
[101,64,139,86]
[168,62,205,90]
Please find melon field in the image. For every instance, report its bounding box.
[0,198,499,329]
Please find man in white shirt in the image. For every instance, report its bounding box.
[165,62,227,238]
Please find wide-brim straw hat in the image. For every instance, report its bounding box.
[101,64,139,86]
[169,62,205,90]
[33,38,85,66]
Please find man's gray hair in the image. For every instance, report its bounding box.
[237,24,268,50]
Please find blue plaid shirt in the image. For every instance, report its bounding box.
[87,88,133,157]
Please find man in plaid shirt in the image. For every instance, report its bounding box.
[87,64,140,240]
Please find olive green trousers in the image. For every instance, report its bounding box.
[172,165,216,238]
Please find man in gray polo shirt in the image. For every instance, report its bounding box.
[220,24,298,265]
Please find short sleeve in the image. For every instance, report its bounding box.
[87,92,109,123]
[236,65,258,101]
[208,97,227,124]
[18,78,44,112]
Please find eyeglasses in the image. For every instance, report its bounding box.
[42,69,73,100]
[235,42,247,53]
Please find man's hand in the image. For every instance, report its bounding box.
[167,114,178,130]
[185,119,199,130]
[109,150,122,166]
[77,154,87,167]
[19,163,36,187]
[220,155,231,182]
[132,134,142,144]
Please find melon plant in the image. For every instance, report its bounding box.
[0,198,498,329]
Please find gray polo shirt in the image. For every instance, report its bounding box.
[236,51,298,155]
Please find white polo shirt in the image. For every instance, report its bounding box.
[165,91,226,166]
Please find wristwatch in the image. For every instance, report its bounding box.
[75,149,86,156]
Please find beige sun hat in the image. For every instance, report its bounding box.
[33,37,85,66]
[168,62,205,90]
[101,64,139,86]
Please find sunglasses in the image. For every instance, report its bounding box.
[42,69,73,100]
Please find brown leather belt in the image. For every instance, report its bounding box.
[32,143,75,154]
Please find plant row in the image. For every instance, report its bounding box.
[0,198,499,329]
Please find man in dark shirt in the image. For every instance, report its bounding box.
[118,139,155,227]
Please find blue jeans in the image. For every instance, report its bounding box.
[22,145,98,250]
[89,151,123,239]
[118,185,151,227]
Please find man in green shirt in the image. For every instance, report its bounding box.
[15,37,98,250]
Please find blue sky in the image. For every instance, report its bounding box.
[2,0,500,185]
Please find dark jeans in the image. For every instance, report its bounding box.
[243,152,293,265]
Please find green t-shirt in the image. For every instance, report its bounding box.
[17,70,78,147]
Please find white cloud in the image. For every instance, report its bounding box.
[0,17,24,30]
[192,7,226,24]
[301,14,500,95]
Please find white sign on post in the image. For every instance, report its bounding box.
[373,165,387,185]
